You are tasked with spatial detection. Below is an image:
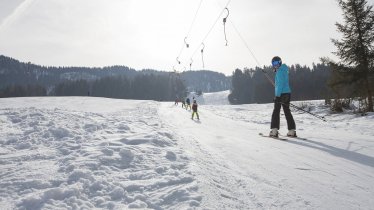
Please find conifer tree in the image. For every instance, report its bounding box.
[327,0,374,111]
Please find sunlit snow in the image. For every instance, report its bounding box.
[0,93,373,209]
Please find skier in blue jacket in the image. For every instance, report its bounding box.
[269,56,296,137]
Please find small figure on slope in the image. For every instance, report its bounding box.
[181,97,186,108]
[269,56,296,137]
[175,97,179,106]
[191,100,199,120]
[185,97,191,110]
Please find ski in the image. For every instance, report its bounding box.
[279,135,307,141]
[258,133,288,141]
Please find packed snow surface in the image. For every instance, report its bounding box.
[0,94,373,209]
[191,90,230,105]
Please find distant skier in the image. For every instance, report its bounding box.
[191,100,199,120]
[269,56,296,137]
[175,97,179,106]
[186,97,191,110]
[181,97,186,108]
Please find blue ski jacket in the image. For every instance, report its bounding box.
[275,64,291,97]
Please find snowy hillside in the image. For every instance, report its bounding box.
[191,90,230,105]
[0,96,373,209]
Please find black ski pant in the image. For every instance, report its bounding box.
[271,93,296,130]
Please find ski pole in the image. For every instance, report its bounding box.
[277,101,327,122]
[260,69,275,87]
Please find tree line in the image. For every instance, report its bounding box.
[0,55,137,89]
[0,73,186,101]
[180,70,231,92]
[0,84,47,98]
[53,73,186,101]
[228,63,333,104]
[0,55,227,100]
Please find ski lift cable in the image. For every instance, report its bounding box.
[224,10,326,121]
[176,0,204,60]
[228,19,261,67]
[214,0,260,67]
[188,0,233,64]
[222,10,275,85]
[184,37,189,48]
[201,43,205,69]
[213,0,274,87]
[186,0,204,38]
[229,18,274,85]
[223,7,229,46]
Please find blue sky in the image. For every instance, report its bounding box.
[0,0,372,75]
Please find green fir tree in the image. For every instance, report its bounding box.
[325,0,374,111]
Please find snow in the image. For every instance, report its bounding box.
[188,90,230,105]
[0,94,373,209]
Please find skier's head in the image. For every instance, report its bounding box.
[271,56,282,69]
[193,100,196,103]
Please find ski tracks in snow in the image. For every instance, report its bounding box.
[159,103,313,209]
[159,102,374,210]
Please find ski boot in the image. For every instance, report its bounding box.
[269,128,279,137]
[287,129,297,137]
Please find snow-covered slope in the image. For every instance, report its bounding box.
[188,90,230,105]
[1,96,373,209]
[0,97,201,210]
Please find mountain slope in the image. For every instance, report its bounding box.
[0,55,230,92]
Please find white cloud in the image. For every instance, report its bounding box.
[0,0,34,32]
